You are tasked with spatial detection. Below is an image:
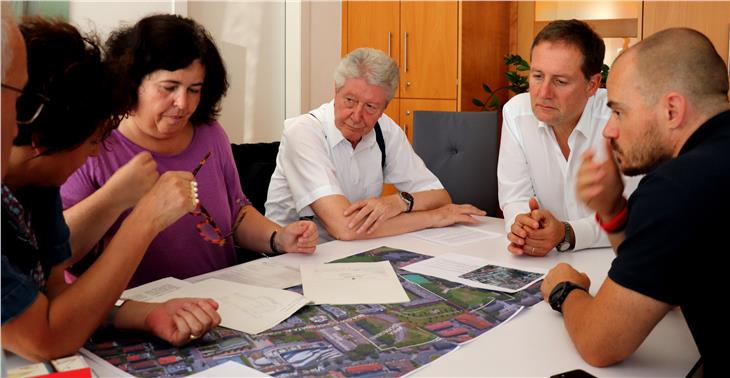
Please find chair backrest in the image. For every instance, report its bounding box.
[230,142,280,214]
[412,111,500,215]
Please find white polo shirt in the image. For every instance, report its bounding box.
[265,100,443,242]
[498,90,640,251]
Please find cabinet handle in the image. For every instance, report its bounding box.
[403,32,408,73]
[387,32,392,57]
[406,81,411,87]
[405,110,411,116]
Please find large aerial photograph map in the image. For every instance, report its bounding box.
[85,246,543,377]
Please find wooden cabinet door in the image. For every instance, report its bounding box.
[346,1,400,65]
[400,98,456,142]
[643,1,729,65]
[400,1,458,100]
[383,98,400,125]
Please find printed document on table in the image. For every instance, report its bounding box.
[410,225,501,246]
[154,278,311,334]
[120,277,192,302]
[190,361,269,377]
[187,258,301,289]
[402,253,545,293]
[301,261,409,304]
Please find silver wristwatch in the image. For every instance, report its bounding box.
[556,222,575,252]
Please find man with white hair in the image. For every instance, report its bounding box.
[266,48,485,242]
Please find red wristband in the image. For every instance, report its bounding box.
[595,203,628,233]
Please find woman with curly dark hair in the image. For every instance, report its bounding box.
[1,17,221,361]
[60,14,318,289]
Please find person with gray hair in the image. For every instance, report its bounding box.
[266,47,484,242]
[542,28,729,374]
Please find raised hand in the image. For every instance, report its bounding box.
[135,171,197,233]
[104,151,159,209]
[576,138,626,219]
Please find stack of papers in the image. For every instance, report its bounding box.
[122,278,309,334]
[121,261,409,334]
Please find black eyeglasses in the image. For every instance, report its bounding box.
[2,83,50,125]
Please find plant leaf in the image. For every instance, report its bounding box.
[488,96,501,108]
[482,83,492,93]
[472,98,485,107]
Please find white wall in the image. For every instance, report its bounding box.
[66,0,341,144]
[69,1,177,40]
[305,1,342,111]
[189,1,285,143]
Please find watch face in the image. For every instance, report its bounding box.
[400,191,413,202]
[400,191,414,212]
[557,241,570,252]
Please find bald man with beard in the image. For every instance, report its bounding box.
[541,28,729,376]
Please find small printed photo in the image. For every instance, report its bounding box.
[460,265,544,291]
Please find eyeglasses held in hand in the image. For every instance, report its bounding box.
[2,83,50,125]
[188,151,247,246]
[192,199,247,246]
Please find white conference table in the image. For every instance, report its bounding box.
[4,216,699,377]
[272,216,699,377]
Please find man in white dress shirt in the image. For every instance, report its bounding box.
[498,19,638,256]
[266,48,485,242]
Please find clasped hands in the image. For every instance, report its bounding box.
[507,197,564,256]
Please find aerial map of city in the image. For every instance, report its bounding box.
[85,246,544,377]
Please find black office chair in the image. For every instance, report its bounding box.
[230,141,280,263]
[230,142,280,214]
[412,111,500,216]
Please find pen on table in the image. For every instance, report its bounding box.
[192,151,212,176]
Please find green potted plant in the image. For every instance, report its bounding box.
[472,54,530,112]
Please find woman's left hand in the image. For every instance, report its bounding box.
[278,221,318,254]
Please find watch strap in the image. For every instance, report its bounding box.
[549,281,587,313]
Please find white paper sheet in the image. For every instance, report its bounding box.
[120,277,192,302]
[301,261,409,304]
[410,225,501,246]
[187,258,301,289]
[189,361,270,377]
[153,278,311,334]
[402,253,545,293]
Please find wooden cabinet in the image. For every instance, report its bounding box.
[518,1,729,67]
[643,1,729,65]
[343,1,511,132]
[383,98,400,125]
[345,1,458,101]
[399,2,458,99]
[345,1,400,65]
